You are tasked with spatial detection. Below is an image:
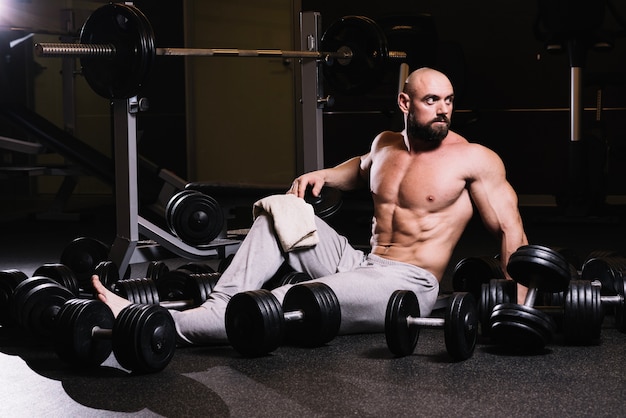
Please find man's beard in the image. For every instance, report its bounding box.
[406,112,450,143]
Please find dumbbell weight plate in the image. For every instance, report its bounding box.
[304,186,343,219]
[452,256,503,302]
[283,282,341,347]
[113,278,160,305]
[0,269,27,326]
[507,245,572,293]
[112,303,176,373]
[225,289,284,357]
[93,261,121,290]
[562,280,603,344]
[184,273,220,305]
[385,290,420,357]
[479,279,515,338]
[166,190,224,246]
[444,292,478,361]
[33,264,80,297]
[13,278,74,338]
[490,303,556,351]
[54,299,115,367]
[146,261,169,280]
[60,236,110,288]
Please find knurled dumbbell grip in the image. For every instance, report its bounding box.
[406,316,444,328]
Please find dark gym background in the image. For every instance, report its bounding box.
[1,0,626,416]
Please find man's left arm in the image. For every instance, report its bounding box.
[467,146,529,302]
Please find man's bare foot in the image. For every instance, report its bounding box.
[91,275,131,317]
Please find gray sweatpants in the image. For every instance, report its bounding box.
[170,213,439,345]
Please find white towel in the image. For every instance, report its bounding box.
[253,194,319,252]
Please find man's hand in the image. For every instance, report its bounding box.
[287,172,326,198]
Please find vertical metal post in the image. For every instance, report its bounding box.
[297,11,324,173]
[109,98,139,276]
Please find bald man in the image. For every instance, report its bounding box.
[93,67,528,345]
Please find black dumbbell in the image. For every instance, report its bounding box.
[452,255,504,303]
[54,298,176,373]
[154,263,216,301]
[11,276,175,373]
[225,282,341,357]
[112,273,219,310]
[489,245,572,351]
[576,277,626,334]
[0,269,28,327]
[385,291,478,361]
[581,252,626,296]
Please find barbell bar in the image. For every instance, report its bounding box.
[34,3,409,99]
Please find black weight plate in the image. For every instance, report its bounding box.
[54,299,114,367]
[146,261,169,281]
[581,257,620,295]
[156,269,192,301]
[444,292,478,361]
[480,279,514,338]
[60,237,110,288]
[12,277,56,329]
[225,290,284,357]
[185,273,220,305]
[305,186,343,219]
[321,15,389,95]
[19,281,73,338]
[490,303,556,351]
[33,264,79,297]
[385,290,420,357]
[113,304,176,373]
[453,256,504,304]
[93,261,121,290]
[79,3,155,99]
[479,283,491,337]
[166,191,224,246]
[283,282,341,347]
[513,245,572,275]
[507,249,571,293]
[563,280,602,344]
[0,270,27,327]
[112,304,148,372]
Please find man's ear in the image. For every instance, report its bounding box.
[397,92,410,113]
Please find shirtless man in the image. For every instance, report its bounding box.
[93,67,528,345]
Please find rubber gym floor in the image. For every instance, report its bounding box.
[0,194,625,417]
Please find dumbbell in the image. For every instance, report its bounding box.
[489,245,572,351]
[452,254,504,303]
[581,251,626,296]
[11,276,175,373]
[54,298,176,373]
[152,262,216,301]
[385,291,478,361]
[225,282,341,357]
[583,276,626,333]
[482,275,604,345]
[112,273,219,310]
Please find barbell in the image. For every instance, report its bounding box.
[35,3,408,99]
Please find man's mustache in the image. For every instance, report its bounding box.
[431,116,450,124]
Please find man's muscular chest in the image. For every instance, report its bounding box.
[369,149,469,211]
